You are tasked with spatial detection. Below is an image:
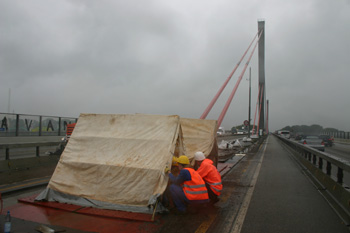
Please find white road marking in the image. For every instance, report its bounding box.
[230,136,269,233]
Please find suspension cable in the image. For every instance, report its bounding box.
[200,31,259,119]
[217,29,263,128]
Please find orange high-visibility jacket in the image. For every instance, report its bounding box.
[196,159,223,196]
[182,168,209,201]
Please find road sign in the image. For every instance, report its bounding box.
[244,120,249,126]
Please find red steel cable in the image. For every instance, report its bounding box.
[217,30,263,128]
[200,32,259,119]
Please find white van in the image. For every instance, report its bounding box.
[217,127,225,136]
[279,130,291,139]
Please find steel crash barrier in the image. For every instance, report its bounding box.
[0,142,61,160]
[0,112,77,137]
[274,134,350,224]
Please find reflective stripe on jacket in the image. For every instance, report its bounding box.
[196,158,223,196]
[182,168,209,201]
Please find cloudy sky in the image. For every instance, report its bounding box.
[0,0,349,132]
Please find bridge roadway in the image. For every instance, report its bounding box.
[1,135,349,232]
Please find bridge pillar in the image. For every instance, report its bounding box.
[258,20,265,133]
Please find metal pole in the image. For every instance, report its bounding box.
[58,117,61,136]
[248,67,251,138]
[266,99,269,134]
[39,116,42,136]
[15,114,19,136]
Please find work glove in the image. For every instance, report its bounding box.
[164,166,170,174]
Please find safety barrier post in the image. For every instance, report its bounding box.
[5,148,9,160]
[15,114,19,136]
[337,168,343,184]
[58,117,61,136]
[318,158,323,170]
[326,162,332,176]
[39,116,42,136]
[36,146,40,157]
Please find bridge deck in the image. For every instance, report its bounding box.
[1,136,349,232]
[239,136,349,233]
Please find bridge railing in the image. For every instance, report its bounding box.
[0,113,77,137]
[0,141,61,160]
[275,134,350,221]
[323,131,350,140]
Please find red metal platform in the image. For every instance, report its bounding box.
[18,194,159,222]
[4,202,163,233]
[2,160,240,232]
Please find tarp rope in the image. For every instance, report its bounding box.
[200,31,259,119]
[217,29,263,128]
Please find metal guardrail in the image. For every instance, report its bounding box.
[277,135,350,183]
[275,134,350,223]
[0,142,61,160]
[0,113,77,137]
[325,131,350,140]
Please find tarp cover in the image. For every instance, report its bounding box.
[36,113,185,213]
[180,118,218,163]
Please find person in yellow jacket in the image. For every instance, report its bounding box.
[194,151,222,203]
[167,155,209,214]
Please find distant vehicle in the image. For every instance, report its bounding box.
[295,133,304,140]
[318,135,333,147]
[279,130,291,139]
[217,127,224,136]
[300,135,325,152]
[237,130,247,135]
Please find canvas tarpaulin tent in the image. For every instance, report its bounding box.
[180,118,218,165]
[36,113,185,213]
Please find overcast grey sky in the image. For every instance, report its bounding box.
[1,0,349,132]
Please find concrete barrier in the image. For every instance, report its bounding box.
[0,155,60,185]
[0,160,10,172]
[0,155,59,172]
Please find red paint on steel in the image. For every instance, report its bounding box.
[2,161,230,232]
[19,194,159,222]
[4,203,162,233]
[217,30,264,128]
[200,32,259,120]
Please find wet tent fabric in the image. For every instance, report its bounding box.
[36,113,185,213]
[180,118,218,163]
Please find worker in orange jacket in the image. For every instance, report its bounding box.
[167,155,209,214]
[194,151,222,203]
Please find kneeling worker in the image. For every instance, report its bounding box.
[194,151,222,203]
[167,155,209,214]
